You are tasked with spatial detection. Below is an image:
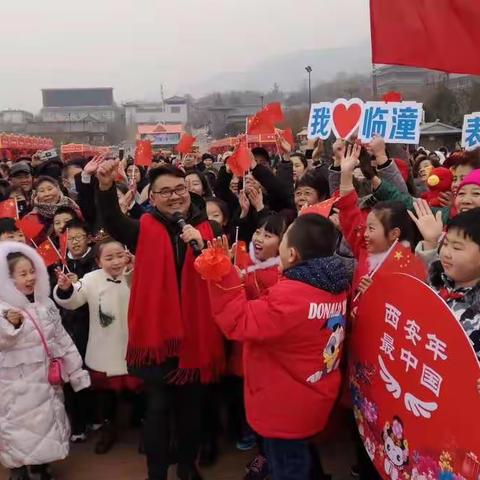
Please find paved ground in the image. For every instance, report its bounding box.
[0,408,357,479]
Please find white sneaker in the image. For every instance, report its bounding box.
[71,433,87,443]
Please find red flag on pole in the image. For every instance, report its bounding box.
[279,128,294,149]
[16,216,44,241]
[247,103,285,135]
[370,0,480,75]
[0,199,18,219]
[374,242,427,282]
[175,134,196,155]
[59,232,68,264]
[299,194,338,218]
[227,139,253,177]
[262,102,284,124]
[134,140,153,167]
[36,238,61,267]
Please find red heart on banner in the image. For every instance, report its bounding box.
[331,99,363,139]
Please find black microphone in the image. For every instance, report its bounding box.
[172,212,202,256]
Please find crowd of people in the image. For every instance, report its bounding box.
[0,136,479,480]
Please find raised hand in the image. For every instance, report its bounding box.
[84,154,105,176]
[407,199,444,248]
[369,135,388,165]
[332,138,346,166]
[56,270,73,291]
[97,159,120,191]
[239,190,251,219]
[246,186,264,212]
[340,143,361,173]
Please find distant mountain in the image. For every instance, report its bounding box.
[188,41,371,95]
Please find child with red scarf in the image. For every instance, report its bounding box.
[208,214,350,480]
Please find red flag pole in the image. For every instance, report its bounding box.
[49,237,71,273]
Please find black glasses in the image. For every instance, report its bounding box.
[151,185,188,198]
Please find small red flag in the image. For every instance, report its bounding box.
[176,134,196,155]
[227,140,253,177]
[374,242,427,282]
[279,128,294,149]
[262,102,285,124]
[299,195,338,218]
[16,216,44,241]
[36,238,61,267]
[134,140,153,167]
[234,241,251,270]
[0,199,18,219]
[59,232,68,263]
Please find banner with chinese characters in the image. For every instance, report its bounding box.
[307,98,423,144]
[350,273,480,480]
[462,113,480,151]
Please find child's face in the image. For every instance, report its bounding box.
[455,184,480,213]
[440,229,480,287]
[452,165,473,195]
[279,227,298,272]
[206,201,226,226]
[98,243,127,279]
[252,226,280,262]
[53,213,74,237]
[67,227,89,259]
[0,230,26,243]
[364,211,392,254]
[12,258,36,295]
[291,157,306,182]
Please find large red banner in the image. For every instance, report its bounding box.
[370,0,480,76]
[350,273,480,480]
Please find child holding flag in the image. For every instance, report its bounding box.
[53,237,139,455]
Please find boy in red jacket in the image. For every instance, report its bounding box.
[209,214,350,480]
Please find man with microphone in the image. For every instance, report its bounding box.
[96,160,225,480]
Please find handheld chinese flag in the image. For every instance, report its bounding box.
[278,128,295,150]
[0,199,18,219]
[299,196,338,218]
[16,216,44,241]
[247,103,285,135]
[36,238,61,267]
[59,232,68,264]
[175,134,196,155]
[370,0,480,75]
[227,140,253,177]
[374,242,427,282]
[234,241,251,270]
[134,140,153,167]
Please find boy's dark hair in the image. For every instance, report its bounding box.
[148,164,185,193]
[65,218,90,236]
[295,171,330,201]
[94,236,124,260]
[258,214,287,239]
[446,207,480,247]
[0,218,20,236]
[53,206,78,220]
[251,147,270,164]
[287,214,338,260]
[372,201,415,247]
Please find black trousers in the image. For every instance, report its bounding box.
[143,381,205,480]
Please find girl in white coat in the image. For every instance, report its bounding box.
[53,237,140,455]
[0,242,90,480]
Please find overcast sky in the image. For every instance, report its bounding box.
[1,0,370,112]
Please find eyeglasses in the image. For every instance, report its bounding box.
[69,235,87,243]
[151,185,188,198]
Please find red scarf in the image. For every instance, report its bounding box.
[126,214,225,383]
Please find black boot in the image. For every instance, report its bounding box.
[94,420,117,454]
[177,464,203,480]
[9,467,29,480]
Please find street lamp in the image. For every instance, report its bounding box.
[305,66,312,106]
[260,95,264,108]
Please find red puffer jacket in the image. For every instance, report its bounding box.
[209,256,349,439]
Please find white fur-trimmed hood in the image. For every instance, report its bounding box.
[0,241,50,308]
